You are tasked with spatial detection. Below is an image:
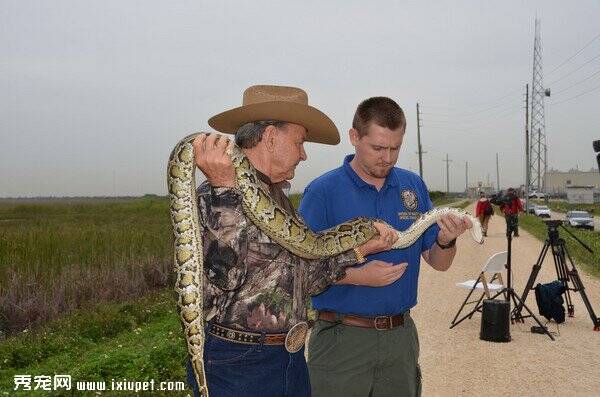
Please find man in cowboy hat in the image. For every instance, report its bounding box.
[188,85,405,397]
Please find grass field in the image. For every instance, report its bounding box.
[500,200,600,277]
[1,191,459,336]
[0,197,171,273]
[530,199,600,214]
[0,289,189,396]
[518,213,600,277]
[0,197,174,334]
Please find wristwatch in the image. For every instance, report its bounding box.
[436,238,456,249]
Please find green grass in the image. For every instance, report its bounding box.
[534,200,600,214]
[432,198,470,209]
[517,214,600,277]
[0,290,190,396]
[0,197,172,277]
[0,197,175,335]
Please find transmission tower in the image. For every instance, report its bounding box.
[529,18,550,191]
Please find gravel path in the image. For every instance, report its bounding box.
[415,204,600,396]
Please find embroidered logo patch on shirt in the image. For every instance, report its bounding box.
[398,211,422,220]
[401,189,419,211]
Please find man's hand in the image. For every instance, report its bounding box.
[246,303,287,331]
[357,222,398,256]
[193,133,236,188]
[338,260,408,287]
[436,213,472,245]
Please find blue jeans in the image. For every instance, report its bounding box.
[186,332,310,397]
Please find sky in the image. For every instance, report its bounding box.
[2,0,600,197]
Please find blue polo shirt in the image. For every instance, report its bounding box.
[299,154,439,316]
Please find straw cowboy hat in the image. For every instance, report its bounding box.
[208,85,340,145]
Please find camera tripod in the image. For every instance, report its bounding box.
[513,219,600,331]
[484,215,556,340]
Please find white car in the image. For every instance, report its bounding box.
[528,191,546,199]
[533,205,551,218]
[564,211,594,230]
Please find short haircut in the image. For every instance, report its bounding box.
[235,120,287,148]
[352,97,406,137]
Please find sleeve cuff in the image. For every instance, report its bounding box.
[210,186,243,205]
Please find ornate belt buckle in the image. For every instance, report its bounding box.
[374,316,392,330]
[285,322,308,353]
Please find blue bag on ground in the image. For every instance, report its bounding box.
[534,281,566,324]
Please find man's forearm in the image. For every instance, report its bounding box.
[425,243,456,271]
[336,267,360,285]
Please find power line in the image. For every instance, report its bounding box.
[423,104,520,125]
[547,52,600,85]
[422,101,517,120]
[546,32,600,76]
[548,82,600,106]
[424,87,522,112]
[422,96,518,118]
[422,107,521,134]
[552,67,600,95]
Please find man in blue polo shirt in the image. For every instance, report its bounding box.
[299,97,471,397]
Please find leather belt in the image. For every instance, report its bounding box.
[318,311,405,330]
[207,323,286,345]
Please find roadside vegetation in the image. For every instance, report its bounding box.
[0,198,173,335]
[505,212,600,278]
[0,289,189,396]
[530,199,600,215]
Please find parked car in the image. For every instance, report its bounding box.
[527,203,536,214]
[528,191,546,199]
[564,211,594,230]
[533,205,551,218]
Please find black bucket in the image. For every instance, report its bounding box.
[480,299,511,342]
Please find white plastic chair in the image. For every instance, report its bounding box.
[450,251,508,328]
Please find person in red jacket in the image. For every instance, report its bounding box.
[475,191,493,236]
[499,187,524,237]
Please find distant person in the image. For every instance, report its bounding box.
[499,187,524,237]
[475,191,493,236]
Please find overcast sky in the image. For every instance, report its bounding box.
[2,0,600,197]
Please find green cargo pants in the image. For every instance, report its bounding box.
[307,312,422,397]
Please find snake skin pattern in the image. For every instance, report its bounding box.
[167,132,484,396]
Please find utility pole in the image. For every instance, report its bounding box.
[416,103,424,179]
[465,161,469,194]
[537,127,541,190]
[525,84,530,210]
[496,153,500,191]
[443,154,452,194]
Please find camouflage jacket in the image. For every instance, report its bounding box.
[197,173,357,333]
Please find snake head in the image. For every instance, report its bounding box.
[468,215,485,244]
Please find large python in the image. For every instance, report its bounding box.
[167,132,484,396]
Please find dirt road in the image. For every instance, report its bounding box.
[415,204,600,396]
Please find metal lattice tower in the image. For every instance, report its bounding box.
[529,18,548,191]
